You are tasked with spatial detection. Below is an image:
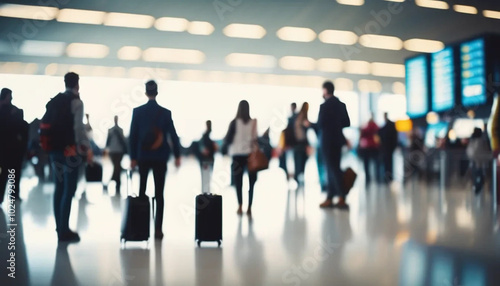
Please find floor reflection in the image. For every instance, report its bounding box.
[50,244,78,286]
[234,217,266,286]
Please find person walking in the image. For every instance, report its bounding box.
[317,81,351,209]
[106,115,127,194]
[223,100,258,216]
[466,127,491,194]
[378,113,398,183]
[0,88,29,204]
[359,117,380,186]
[293,102,310,185]
[129,80,181,240]
[279,103,297,179]
[44,72,93,242]
[197,120,217,194]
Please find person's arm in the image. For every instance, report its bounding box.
[71,99,91,155]
[221,120,236,155]
[167,111,181,159]
[129,109,139,163]
[341,103,350,128]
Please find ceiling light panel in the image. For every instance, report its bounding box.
[223,24,266,39]
[57,9,105,25]
[277,27,316,42]
[20,40,66,57]
[359,34,403,50]
[415,0,449,10]
[104,12,155,29]
[317,58,344,73]
[155,17,189,32]
[117,46,142,60]
[225,53,276,69]
[453,5,477,14]
[66,43,109,58]
[371,62,405,77]
[483,10,500,19]
[188,21,215,35]
[279,56,316,71]
[143,47,205,64]
[404,38,444,53]
[0,4,58,20]
[336,0,364,6]
[318,30,357,45]
[345,60,370,74]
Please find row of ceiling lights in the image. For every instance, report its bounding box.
[0,4,450,53]
[339,0,500,19]
[0,61,406,94]
[18,40,405,77]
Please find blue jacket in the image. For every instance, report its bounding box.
[129,100,181,161]
[318,96,350,149]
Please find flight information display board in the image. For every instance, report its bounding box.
[431,47,454,112]
[461,38,486,107]
[406,55,429,118]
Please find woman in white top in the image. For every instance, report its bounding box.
[223,100,258,216]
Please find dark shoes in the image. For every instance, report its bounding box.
[320,200,334,208]
[320,199,349,210]
[58,231,80,243]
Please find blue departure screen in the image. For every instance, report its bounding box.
[461,39,486,107]
[406,55,429,118]
[431,47,454,112]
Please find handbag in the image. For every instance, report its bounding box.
[247,119,269,172]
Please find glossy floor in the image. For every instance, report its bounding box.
[0,155,499,286]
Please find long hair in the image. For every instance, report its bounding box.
[298,102,309,121]
[235,100,251,123]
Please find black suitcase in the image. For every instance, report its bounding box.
[195,193,222,247]
[121,170,150,242]
[85,162,103,182]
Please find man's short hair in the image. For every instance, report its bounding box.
[145,80,158,97]
[0,88,12,101]
[322,81,335,95]
[291,102,297,109]
[64,72,79,89]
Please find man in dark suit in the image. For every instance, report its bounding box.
[0,88,28,204]
[129,80,181,240]
[378,113,398,183]
[317,81,350,209]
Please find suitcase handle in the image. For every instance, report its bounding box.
[126,169,138,197]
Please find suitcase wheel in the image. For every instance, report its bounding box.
[197,240,201,247]
[217,240,221,247]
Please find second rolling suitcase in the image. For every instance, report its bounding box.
[195,193,222,247]
[121,170,150,243]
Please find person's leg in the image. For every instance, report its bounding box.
[363,151,371,185]
[152,161,167,236]
[279,152,288,178]
[248,170,257,210]
[294,145,307,184]
[331,147,344,201]
[58,155,81,235]
[232,156,245,214]
[50,152,65,232]
[383,152,392,183]
[138,161,151,198]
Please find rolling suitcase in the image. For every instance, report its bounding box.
[121,170,150,243]
[195,193,222,247]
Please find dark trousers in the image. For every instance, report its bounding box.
[324,146,343,200]
[471,162,485,192]
[50,151,82,234]
[232,155,257,207]
[138,160,167,231]
[279,151,289,177]
[109,152,124,188]
[293,143,308,183]
[0,162,22,203]
[382,150,394,182]
[362,149,381,184]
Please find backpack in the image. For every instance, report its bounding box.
[39,93,76,151]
